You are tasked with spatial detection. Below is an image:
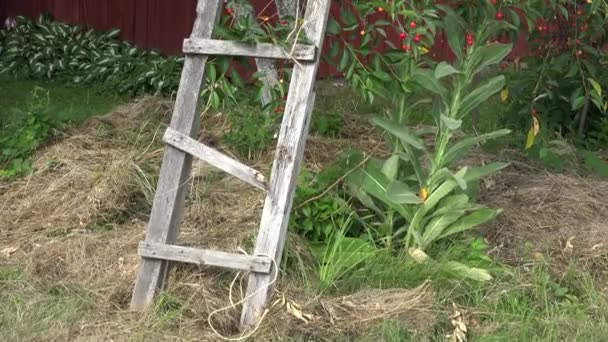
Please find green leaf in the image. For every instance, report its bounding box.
[443,129,510,167]
[440,208,501,239]
[372,117,426,150]
[372,70,392,82]
[386,181,421,204]
[571,95,586,111]
[382,154,400,180]
[411,69,446,99]
[471,43,513,76]
[435,62,460,79]
[431,194,471,217]
[326,18,341,35]
[588,78,602,97]
[463,162,509,183]
[422,212,463,247]
[443,261,493,282]
[443,12,466,63]
[345,163,412,221]
[441,114,462,130]
[459,76,505,118]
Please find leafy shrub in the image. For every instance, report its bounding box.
[290,169,354,242]
[0,86,53,180]
[0,14,236,103]
[311,111,343,138]
[222,107,279,159]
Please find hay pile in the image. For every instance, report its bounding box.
[2,95,607,339]
[0,96,432,340]
[482,163,608,264]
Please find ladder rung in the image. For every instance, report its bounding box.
[183,38,316,61]
[138,242,272,273]
[163,128,267,191]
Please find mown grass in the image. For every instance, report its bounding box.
[0,75,125,129]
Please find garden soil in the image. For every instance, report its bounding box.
[1,96,607,340]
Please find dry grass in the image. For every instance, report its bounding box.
[0,96,433,341]
[2,95,607,340]
[481,161,608,267]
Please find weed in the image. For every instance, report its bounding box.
[222,106,279,160]
[0,86,53,179]
[311,110,343,137]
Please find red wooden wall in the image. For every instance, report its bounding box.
[0,0,529,77]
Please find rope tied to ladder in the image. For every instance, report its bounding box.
[207,251,279,341]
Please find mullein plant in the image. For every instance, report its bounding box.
[344,7,516,280]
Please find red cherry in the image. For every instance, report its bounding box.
[496,11,504,20]
[280,20,287,26]
[576,39,581,45]
[400,32,407,40]
[401,44,411,52]
[226,8,233,15]
[501,62,508,70]
[414,34,421,43]
[576,9,584,16]
[491,0,497,4]
[377,7,385,13]
[360,30,366,36]
[410,21,417,28]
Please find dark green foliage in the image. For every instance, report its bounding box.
[0,87,53,179]
[290,166,355,242]
[311,111,343,137]
[222,107,280,160]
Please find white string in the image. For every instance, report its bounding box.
[207,253,279,341]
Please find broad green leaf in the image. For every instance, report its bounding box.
[459,76,505,118]
[588,78,602,97]
[421,212,463,247]
[443,261,493,282]
[345,164,412,221]
[479,20,517,42]
[382,155,400,181]
[326,18,341,35]
[431,194,471,217]
[435,62,460,79]
[373,117,426,150]
[411,69,446,99]
[424,180,456,212]
[404,144,426,186]
[440,208,501,239]
[443,129,510,167]
[386,181,421,204]
[441,114,462,130]
[428,168,452,191]
[442,12,466,63]
[372,70,392,82]
[571,95,586,111]
[471,43,513,76]
[463,162,509,183]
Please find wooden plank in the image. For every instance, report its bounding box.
[130,0,223,310]
[183,38,316,61]
[164,128,267,191]
[138,242,272,273]
[240,0,332,329]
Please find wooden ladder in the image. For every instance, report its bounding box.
[130,0,331,329]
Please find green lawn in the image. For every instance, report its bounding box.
[0,75,125,128]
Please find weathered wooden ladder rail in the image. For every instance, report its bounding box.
[129,0,331,330]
